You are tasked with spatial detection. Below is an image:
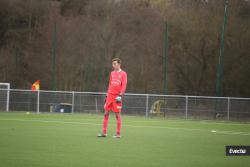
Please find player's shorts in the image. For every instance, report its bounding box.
[104,94,122,113]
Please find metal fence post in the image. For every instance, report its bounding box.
[72,91,75,113]
[6,87,10,112]
[37,90,40,113]
[95,96,98,113]
[79,92,82,112]
[146,94,149,118]
[227,97,230,121]
[185,96,188,120]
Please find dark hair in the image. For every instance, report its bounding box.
[112,58,122,64]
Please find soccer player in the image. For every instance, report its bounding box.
[98,58,127,138]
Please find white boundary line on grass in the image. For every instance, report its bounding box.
[46,118,250,126]
[1,118,250,136]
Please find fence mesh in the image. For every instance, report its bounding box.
[0,89,249,121]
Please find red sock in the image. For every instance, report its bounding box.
[102,112,109,134]
[116,113,122,135]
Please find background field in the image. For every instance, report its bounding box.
[0,112,249,167]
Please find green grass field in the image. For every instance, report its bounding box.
[0,112,249,167]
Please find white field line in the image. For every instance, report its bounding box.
[1,118,250,136]
[2,112,250,125]
[9,116,250,126]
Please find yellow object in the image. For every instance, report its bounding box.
[150,100,166,117]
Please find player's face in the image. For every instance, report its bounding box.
[112,61,121,71]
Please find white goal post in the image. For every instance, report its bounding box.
[0,83,10,112]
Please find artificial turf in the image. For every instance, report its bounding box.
[0,112,249,167]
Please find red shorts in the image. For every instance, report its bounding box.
[104,94,122,113]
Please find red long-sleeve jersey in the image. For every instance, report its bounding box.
[107,70,127,95]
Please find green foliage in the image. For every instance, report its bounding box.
[0,0,249,96]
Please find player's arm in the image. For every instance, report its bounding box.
[116,72,127,102]
[120,72,127,95]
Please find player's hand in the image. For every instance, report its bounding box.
[115,96,122,103]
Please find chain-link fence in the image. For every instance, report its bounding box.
[0,89,249,121]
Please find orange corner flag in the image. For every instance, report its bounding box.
[31,80,40,91]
